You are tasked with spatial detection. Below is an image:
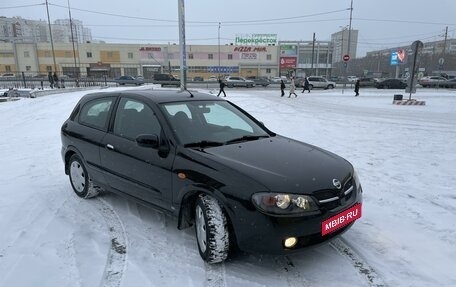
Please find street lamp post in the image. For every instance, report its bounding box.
[45,0,57,74]
[218,22,221,78]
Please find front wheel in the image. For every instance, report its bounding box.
[68,154,100,199]
[327,84,334,89]
[195,194,229,263]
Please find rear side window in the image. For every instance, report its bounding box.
[79,98,114,129]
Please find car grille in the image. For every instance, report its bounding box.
[313,178,355,211]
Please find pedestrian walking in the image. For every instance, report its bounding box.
[354,79,360,96]
[302,77,310,93]
[288,78,298,98]
[48,72,54,88]
[53,72,59,88]
[280,79,285,97]
[217,78,226,97]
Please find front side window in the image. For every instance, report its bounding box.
[79,98,114,129]
[161,101,269,145]
[113,98,161,140]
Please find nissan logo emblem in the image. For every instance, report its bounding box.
[332,179,342,189]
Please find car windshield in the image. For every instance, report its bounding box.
[160,100,271,147]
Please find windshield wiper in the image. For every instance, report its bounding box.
[184,140,225,148]
[225,135,269,145]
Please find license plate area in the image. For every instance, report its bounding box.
[321,203,362,236]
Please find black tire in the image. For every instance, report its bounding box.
[194,194,229,263]
[327,84,334,89]
[68,154,100,199]
[308,84,314,90]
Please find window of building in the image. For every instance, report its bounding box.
[107,52,113,58]
[87,52,93,58]
[45,51,51,57]
[24,51,30,58]
[124,67,137,76]
[267,54,272,60]
[228,54,233,60]
[5,66,11,72]
[188,53,193,59]
[46,66,52,72]
[65,51,72,58]
[26,66,31,71]
[208,54,213,60]
[128,52,133,59]
[266,68,271,74]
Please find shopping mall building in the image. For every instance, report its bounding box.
[0,34,336,80]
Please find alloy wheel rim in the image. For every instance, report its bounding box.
[195,205,207,253]
[70,161,86,193]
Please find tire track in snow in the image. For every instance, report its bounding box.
[330,238,387,287]
[205,262,227,287]
[96,197,128,287]
[274,256,311,287]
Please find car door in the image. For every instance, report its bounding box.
[64,96,116,186]
[100,97,174,210]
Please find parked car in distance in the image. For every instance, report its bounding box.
[193,76,204,82]
[307,76,336,90]
[270,77,282,83]
[224,76,255,88]
[246,76,271,87]
[294,77,306,88]
[347,76,358,83]
[61,90,363,264]
[207,76,218,82]
[358,77,378,87]
[114,75,144,86]
[153,73,180,87]
[375,78,407,89]
[419,76,448,88]
[443,78,456,88]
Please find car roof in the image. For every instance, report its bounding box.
[82,89,221,104]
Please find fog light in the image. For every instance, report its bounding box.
[284,237,297,248]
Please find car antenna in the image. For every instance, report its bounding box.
[185,89,194,98]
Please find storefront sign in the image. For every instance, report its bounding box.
[139,47,162,51]
[280,45,297,56]
[234,46,267,52]
[240,53,258,60]
[235,34,277,46]
[279,57,297,68]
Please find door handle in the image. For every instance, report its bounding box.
[106,144,114,150]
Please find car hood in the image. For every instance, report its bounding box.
[195,135,353,194]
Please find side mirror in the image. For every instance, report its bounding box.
[136,134,159,148]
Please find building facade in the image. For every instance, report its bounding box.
[331,29,359,64]
[0,42,280,79]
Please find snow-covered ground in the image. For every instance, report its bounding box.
[0,85,455,287]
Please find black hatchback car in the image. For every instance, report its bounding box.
[61,90,363,263]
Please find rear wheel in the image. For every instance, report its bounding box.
[68,154,100,199]
[195,194,229,263]
[327,84,334,89]
[308,84,314,90]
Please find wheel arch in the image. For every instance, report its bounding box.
[177,188,235,236]
[63,146,85,175]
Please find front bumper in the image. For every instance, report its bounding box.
[229,187,363,254]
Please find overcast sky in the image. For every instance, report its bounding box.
[2,0,456,57]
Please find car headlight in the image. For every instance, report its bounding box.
[252,193,318,215]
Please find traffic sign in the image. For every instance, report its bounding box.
[343,54,350,62]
